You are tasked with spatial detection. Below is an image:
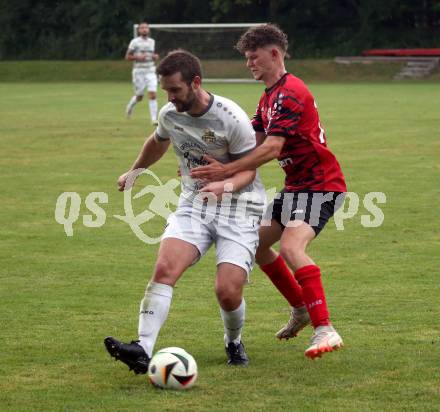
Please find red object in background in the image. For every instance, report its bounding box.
[362,49,440,57]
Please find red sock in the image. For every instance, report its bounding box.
[295,265,330,328]
[260,255,305,308]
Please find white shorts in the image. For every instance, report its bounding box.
[162,202,260,276]
[132,69,157,96]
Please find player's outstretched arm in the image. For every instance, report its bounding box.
[255,131,266,147]
[117,134,170,191]
[199,170,256,200]
[190,135,285,181]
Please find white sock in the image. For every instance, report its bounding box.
[220,299,245,346]
[149,99,158,121]
[128,95,138,109]
[138,281,173,357]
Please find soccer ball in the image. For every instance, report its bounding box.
[148,347,197,390]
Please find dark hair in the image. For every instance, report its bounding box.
[138,21,148,26]
[235,24,288,54]
[156,49,202,85]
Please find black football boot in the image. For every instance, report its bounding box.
[225,341,249,366]
[104,336,150,374]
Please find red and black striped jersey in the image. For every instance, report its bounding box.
[252,73,347,192]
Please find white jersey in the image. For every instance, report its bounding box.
[127,36,156,71]
[156,93,266,216]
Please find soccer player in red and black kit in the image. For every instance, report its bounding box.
[191,24,347,359]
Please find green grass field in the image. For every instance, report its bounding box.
[0,59,408,82]
[1,81,439,411]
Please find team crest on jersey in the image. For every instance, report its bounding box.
[202,129,216,144]
[180,141,208,170]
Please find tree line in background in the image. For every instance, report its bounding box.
[0,0,439,60]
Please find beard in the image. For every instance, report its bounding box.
[172,91,196,112]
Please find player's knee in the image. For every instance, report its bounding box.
[149,92,156,100]
[136,95,143,101]
[215,285,241,310]
[279,243,305,265]
[217,295,241,312]
[153,259,180,285]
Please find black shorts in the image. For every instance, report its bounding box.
[265,190,345,236]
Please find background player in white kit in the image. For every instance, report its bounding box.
[125,22,159,124]
[104,50,266,372]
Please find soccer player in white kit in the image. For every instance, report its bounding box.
[104,50,266,372]
[125,22,159,124]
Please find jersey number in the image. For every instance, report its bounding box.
[318,122,326,144]
[314,100,326,144]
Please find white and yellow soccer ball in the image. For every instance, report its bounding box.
[148,347,197,390]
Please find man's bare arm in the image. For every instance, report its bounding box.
[199,169,256,200]
[125,49,147,62]
[255,131,266,147]
[117,134,170,191]
[190,135,285,181]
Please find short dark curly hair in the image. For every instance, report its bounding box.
[235,24,288,54]
[157,49,202,85]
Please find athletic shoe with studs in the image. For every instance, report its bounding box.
[104,336,150,374]
[304,325,343,359]
[225,341,249,366]
[276,305,311,340]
